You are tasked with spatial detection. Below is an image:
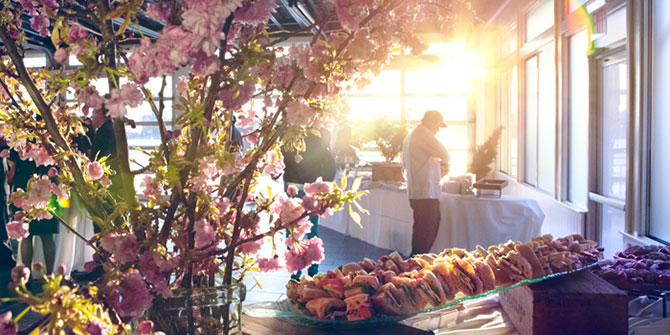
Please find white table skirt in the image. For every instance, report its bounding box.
[321,184,545,256]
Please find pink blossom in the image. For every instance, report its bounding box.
[176,76,188,96]
[54,48,68,64]
[42,0,58,11]
[191,52,220,76]
[84,260,97,272]
[246,132,259,145]
[86,161,104,180]
[49,183,69,202]
[263,150,285,177]
[235,0,278,25]
[47,167,58,177]
[295,154,303,163]
[85,320,106,335]
[105,83,143,118]
[334,0,360,31]
[30,14,50,37]
[27,175,52,209]
[11,265,30,285]
[139,252,174,298]
[194,219,216,249]
[138,320,154,334]
[238,109,256,127]
[304,177,332,195]
[146,3,171,22]
[21,145,54,166]
[181,0,242,55]
[257,255,283,272]
[100,175,112,188]
[6,218,29,240]
[215,197,231,218]
[157,25,192,66]
[284,238,325,274]
[219,82,255,110]
[105,271,153,318]
[285,98,313,126]
[141,175,162,199]
[20,0,36,14]
[287,185,298,197]
[68,23,88,44]
[57,264,66,275]
[100,233,140,263]
[237,236,263,255]
[0,311,18,335]
[273,194,304,224]
[84,89,105,113]
[289,219,313,242]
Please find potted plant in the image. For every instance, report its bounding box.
[369,117,408,182]
[0,0,474,334]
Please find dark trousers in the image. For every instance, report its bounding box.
[409,198,441,255]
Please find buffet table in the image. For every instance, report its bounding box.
[321,182,544,256]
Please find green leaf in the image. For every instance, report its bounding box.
[340,171,347,190]
[351,177,362,192]
[349,205,361,229]
[252,274,263,290]
[352,200,369,215]
[13,306,30,323]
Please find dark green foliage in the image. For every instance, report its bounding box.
[468,126,504,181]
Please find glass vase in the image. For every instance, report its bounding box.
[149,283,246,335]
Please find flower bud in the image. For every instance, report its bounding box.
[57,264,67,275]
[138,320,154,334]
[10,265,30,285]
[32,262,43,272]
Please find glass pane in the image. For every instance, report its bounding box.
[510,66,518,178]
[347,70,401,94]
[600,205,625,259]
[127,101,173,122]
[126,125,165,147]
[129,148,153,170]
[526,0,554,41]
[405,97,467,122]
[405,69,470,95]
[525,56,538,186]
[24,54,46,68]
[436,125,468,150]
[649,0,670,243]
[347,97,402,121]
[499,72,510,173]
[601,60,628,200]
[446,151,469,177]
[568,30,590,209]
[537,46,556,195]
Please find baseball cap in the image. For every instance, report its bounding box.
[422,110,448,128]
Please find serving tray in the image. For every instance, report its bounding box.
[242,263,597,329]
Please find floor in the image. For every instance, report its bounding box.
[242,226,391,304]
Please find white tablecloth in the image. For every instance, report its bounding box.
[321,184,544,256]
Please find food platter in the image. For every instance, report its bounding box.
[242,263,597,329]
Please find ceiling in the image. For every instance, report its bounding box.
[10,0,503,53]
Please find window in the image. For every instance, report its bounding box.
[498,67,518,177]
[568,29,590,209]
[525,46,556,195]
[526,0,554,42]
[649,0,670,243]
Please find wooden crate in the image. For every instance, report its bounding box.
[499,270,628,335]
[371,162,403,182]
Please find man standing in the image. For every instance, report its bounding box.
[402,110,450,255]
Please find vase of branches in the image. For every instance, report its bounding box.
[370,118,408,182]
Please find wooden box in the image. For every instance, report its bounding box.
[371,162,403,182]
[499,270,628,335]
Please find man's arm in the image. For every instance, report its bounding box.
[415,128,450,162]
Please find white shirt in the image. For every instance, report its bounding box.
[402,125,450,199]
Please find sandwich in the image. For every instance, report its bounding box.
[430,262,458,300]
[317,271,346,299]
[298,288,331,302]
[305,297,346,319]
[341,262,365,275]
[440,248,468,259]
[286,280,300,301]
[497,250,533,282]
[485,254,512,285]
[374,269,397,284]
[344,293,373,320]
[371,283,404,316]
[451,258,484,296]
[515,243,545,279]
[413,269,448,307]
[344,275,380,298]
[358,258,378,272]
[470,258,496,292]
[390,276,427,313]
[378,255,401,274]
